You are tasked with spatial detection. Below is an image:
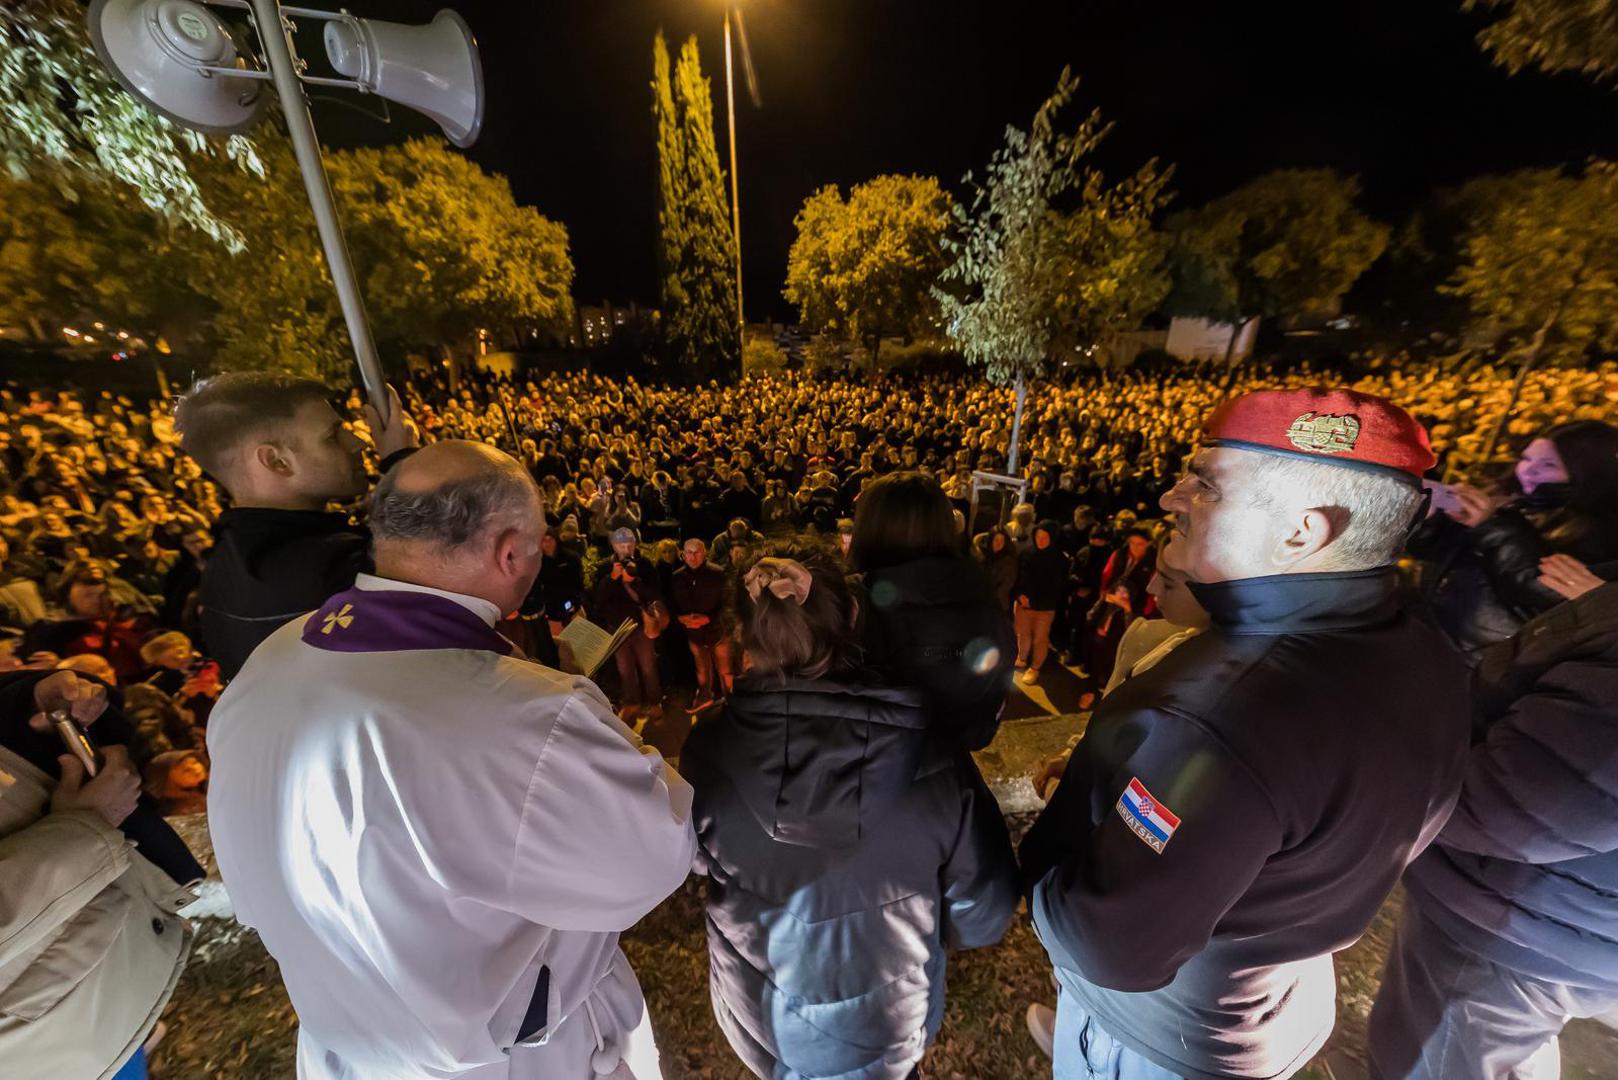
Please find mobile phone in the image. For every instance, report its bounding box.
[1424,481,1463,516]
[562,600,575,612]
[51,709,100,778]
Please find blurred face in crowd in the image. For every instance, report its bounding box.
[612,536,636,560]
[1148,549,1211,630]
[541,533,558,559]
[66,577,112,619]
[1515,438,1569,494]
[683,539,707,570]
[1034,528,1052,550]
[1126,534,1151,560]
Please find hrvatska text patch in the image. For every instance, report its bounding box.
[1116,776,1181,854]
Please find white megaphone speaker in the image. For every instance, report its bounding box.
[323,11,484,148]
[88,0,267,133]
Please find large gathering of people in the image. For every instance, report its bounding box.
[1,355,1616,1080]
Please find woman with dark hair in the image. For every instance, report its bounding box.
[1412,419,1618,662]
[681,552,1017,1080]
[850,472,1016,750]
[1011,520,1070,685]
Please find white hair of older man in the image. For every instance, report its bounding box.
[1246,454,1424,571]
[370,466,539,556]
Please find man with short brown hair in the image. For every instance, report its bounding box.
[174,374,416,677]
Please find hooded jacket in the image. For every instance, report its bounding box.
[681,674,1017,1080]
[858,556,1016,751]
[1403,581,1618,992]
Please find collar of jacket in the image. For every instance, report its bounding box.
[216,505,354,538]
[1187,567,1400,636]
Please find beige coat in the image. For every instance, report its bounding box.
[0,744,192,1079]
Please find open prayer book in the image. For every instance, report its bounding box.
[555,616,639,678]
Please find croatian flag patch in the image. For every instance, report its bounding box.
[1116,777,1181,854]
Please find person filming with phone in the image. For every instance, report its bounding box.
[1412,420,1618,663]
[0,668,193,1080]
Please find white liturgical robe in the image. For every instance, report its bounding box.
[207,575,696,1079]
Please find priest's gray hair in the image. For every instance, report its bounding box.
[1247,454,1423,571]
[370,464,538,554]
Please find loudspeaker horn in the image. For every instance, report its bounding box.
[87,0,266,134]
[324,10,484,148]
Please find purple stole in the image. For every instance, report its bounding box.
[301,587,515,657]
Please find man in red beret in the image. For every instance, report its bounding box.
[1020,388,1471,1080]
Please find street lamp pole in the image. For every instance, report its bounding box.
[723,4,744,350]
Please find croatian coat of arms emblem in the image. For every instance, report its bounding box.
[1286,412,1361,455]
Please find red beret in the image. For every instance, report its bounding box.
[1202,388,1435,483]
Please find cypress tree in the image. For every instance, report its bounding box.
[651,32,740,382]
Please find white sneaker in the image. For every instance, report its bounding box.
[1025,1003,1056,1059]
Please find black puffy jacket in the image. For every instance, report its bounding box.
[1404,581,1618,992]
[859,556,1015,750]
[681,674,1018,1080]
[1411,499,1618,662]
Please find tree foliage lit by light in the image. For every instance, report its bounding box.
[1465,0,1618,80]
[0,131,574,381]
[0,0,261,251]
[785,174,954,365]
[1449,160,1618,362]
[936,69,1170,391]
[653,31,741,383]
[1164,169,1389,331]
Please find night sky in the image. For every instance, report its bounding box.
[312,0,1618,322]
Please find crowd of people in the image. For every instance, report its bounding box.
[1,357,1617,1080]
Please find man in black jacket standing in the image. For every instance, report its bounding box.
[1369,573,1618,1079]
[175,374,417,678]
[1020,389,1471,1080]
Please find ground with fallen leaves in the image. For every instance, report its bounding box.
[151,779,1618,1079]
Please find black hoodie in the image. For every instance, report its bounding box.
[198,508,373,679]
[681,673,1017,1080]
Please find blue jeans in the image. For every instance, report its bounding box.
[1054,992,1185,1080]
[112,1047,147,1080]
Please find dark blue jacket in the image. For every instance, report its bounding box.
[1404,582,1618,992]
[682,673,1017,1080]
[1019,569,1470,1079]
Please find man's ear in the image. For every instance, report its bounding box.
[1273,506,1343,567]
[252,442,292,478]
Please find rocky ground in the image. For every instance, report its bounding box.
[150,715,1618,1079]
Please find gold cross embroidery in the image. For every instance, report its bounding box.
[321,603,355,635]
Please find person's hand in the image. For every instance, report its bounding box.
[687,614,710,628]
[22,651,60,670]
[27,670,109,732]
[363,384,420,458]
[1450,484,1503,528]
[51,744,139,827]
[1539,554,1605,601]
[1016,595,1030,609]
[1032,751,1070,803]
[611,562,625,580]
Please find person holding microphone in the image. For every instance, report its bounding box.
[0,669,192,1080]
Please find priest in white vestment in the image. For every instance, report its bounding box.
[207,441,696,1079]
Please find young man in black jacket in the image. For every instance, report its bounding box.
[1369,570,1618,1079]
[1020,389,1471,1080]
[175,374,418,678]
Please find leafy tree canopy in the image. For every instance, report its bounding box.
[784,174,954,354]
[1465,0,1618,80]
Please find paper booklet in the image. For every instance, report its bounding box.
[556,616,639,678]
